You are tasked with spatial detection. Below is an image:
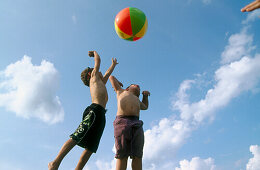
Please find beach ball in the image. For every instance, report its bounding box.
[115,7,148,41]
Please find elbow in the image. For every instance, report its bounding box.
[109,76,115,80]
[142,106,148,110]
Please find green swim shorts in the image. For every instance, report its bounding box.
[70,103,106,153]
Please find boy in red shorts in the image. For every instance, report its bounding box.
[109,76,150,170]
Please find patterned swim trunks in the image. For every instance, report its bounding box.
[70,103,106,153]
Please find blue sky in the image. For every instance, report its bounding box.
[0,0,260,170]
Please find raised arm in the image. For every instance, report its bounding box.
[89,51,101,75]
[140,91,150,110]
[109,76,123,92]
[103,58,118,84]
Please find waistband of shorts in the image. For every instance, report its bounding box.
[90,103,107,114]
[116,115,139,120]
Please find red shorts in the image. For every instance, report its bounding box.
[113,115,144,159]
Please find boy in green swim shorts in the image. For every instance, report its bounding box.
[48,51,118,170]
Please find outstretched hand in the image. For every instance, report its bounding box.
[88,51,100,58]
[88,51,94,57]
[241,0,260,12]
[142,91,150,97]
[112,58,119,66]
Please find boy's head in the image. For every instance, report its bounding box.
[81,67,93,87]
[126,84,140,97]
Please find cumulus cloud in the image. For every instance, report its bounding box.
[95,159,116,170]
[175,157,216,170]
[143,28,260,166]
[83,167,90,170]
[191,54,260,124]
[144,118,191,160]
[143,56,260,168]
[246,145,260,170]
[242,10,260,24]
[0,56,64,124]
[221,28,255,64]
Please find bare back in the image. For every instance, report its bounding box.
[116,90,141,117]
[90,73,108,108]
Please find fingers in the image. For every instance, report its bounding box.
[112,58,116,62]
[88,51,94,57]
[241,0,260,12]
[241,7,247,12]
[89,51,100,57]
[144,93,150,96]
[142,91,150,96]
[241,2,255,12]
[241,3,252,12]
[247,2,260,11]
[112,58,119,64]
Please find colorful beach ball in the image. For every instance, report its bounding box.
[115,7,148,41]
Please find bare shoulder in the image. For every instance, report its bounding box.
[116,89,125,96]
[91,70,99,77]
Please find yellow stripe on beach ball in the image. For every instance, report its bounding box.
[115,22,132,40]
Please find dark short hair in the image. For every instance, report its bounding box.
[81,67,93,87]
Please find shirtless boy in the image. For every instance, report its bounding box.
[109,76,150,170]
[48,51,118,170]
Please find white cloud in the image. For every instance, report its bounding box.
[0,56,64,124]
[96,159,115,170]
[221,28,255,64]
[246,145,260,170]
[143,55,260,165]
[142,28,260,167]
[191,54,260,124]
[144,118,191,161]
[83,167,90,170]
[175,157,216,170]
[242,10,260,24]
